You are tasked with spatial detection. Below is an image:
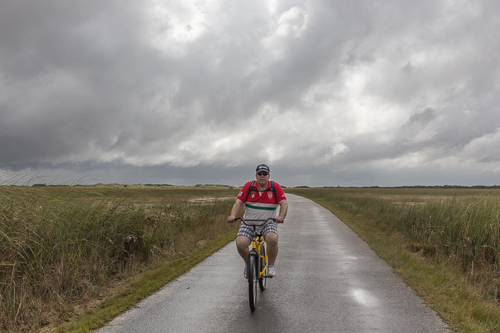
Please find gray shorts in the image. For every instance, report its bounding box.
[237,221,279,240]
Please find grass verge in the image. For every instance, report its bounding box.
[296,194,500,333]
[1,186,239,332]
[50,228,238,333]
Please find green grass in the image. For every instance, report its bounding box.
[286,188,500,333]
[0,186,239,332]
[6,185,500,332]
[52,228,238,333]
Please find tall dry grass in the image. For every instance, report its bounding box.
[0,185,238,332]
[287,188,500,299]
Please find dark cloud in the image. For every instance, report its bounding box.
[1,0,500,186]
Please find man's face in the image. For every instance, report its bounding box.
[256,171,270,185]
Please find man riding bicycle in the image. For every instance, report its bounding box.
[228,164,288,277]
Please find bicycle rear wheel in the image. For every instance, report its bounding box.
[259,243,267,291]
[248,254,258,311]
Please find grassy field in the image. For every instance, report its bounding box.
[4,185,500,332]
[0,185,239,332]
[286,187,500,332]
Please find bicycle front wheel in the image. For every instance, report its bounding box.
[248,254,258,311]
[259,243,267,291]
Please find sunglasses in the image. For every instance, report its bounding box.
[257,172,269,176]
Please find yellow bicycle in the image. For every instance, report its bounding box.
[234,217,276,312]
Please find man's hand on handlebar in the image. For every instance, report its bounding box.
[274,215,285,223]
[228,215,237,223]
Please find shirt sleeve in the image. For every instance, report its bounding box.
[237,181,252,202]
[274,182,287,202]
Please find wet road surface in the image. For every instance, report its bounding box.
[96,194,452,332]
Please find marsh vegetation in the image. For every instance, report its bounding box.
[287,187,500,331]
[0,185,238,332]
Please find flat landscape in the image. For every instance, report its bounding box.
[0,185,239,332]
[2,186,500,332]
[287,187,500,332]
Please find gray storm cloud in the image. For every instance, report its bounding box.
[1,0,499,186]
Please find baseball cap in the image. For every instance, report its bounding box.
[256,164,270,173]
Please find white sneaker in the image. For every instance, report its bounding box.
[268,265,276,277]
[244,265,247,278]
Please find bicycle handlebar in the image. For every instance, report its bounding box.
[231,217,283,225]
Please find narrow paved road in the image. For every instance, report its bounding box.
[96,194,452,332]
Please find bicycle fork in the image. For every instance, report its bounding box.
[251,239,270,280]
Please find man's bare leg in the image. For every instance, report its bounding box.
[264,232,278,266]
[235,235,251,264]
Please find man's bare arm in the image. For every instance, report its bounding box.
[275,199,288,222]
[228,199,244,222]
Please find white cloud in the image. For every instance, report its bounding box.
[331,143,350,157]
[275,6,309,38]
[146,1,209,57]
[462,130,500,164]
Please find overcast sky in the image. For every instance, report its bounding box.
[1,0,500,187]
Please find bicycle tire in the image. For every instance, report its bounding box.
[259,243,267,291]
[248,254,258,311]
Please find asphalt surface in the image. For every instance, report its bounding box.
[96,194,452,333]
